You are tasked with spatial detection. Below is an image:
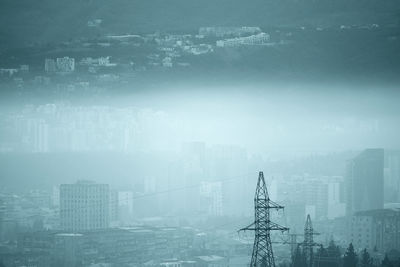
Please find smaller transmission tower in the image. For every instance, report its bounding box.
[300,214,319,267]
[239,171,289,267]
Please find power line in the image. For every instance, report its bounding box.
[1,171,255,221]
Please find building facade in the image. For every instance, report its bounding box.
[348,209,400,252]
[60,181,109,231]
[346,149,384,216]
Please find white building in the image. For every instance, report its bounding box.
[199,26,262,38]
[56,57,75,72]
[216,33,270,47]
[80,56,111,66]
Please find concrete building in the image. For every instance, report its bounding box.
[44,59,56,73]
[87,19,102,27]
[199,181,223,217]
[60,181,110,231]
[346,149,384,216]
[207,144,249,216]
[80,56,111,66]
[28,118,49,153]
[162,57,173,67]
[348,209,400,252]
[327,182,346,219]
[199,27,261,38]
[0,68,18,76]
[3,226,195,267]
[216,33,270,47]
[117,191,134,224]
[385,151,400,202]
[56,57,75,72]
[20,65,29,73]
[109,189,119,226]
[304,180,328,220]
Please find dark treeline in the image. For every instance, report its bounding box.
[286,241,400,267]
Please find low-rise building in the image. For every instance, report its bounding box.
[216,33,270,47]
[199,27,261,38]
[56,57,75,72]
[45,59,57,73]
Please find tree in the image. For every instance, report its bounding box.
[314,245,327,267]
[343,243,358,267]
[327,240,341,259]
[360,249,373,267]
[313,241,341,267]
[381,254,393,267]
[293,246,307,267]
[325,239,341,267]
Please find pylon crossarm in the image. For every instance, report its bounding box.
[239,222,256,232]
[268,199,285,210]
[268,221,290,232]
[299,241,320,247]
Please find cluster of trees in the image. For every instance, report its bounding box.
[290,241,400,267]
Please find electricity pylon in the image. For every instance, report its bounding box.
[299,214,320,267]
[239,171,289,267]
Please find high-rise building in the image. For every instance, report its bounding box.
[0,199,4,241]
[60,181,110,231]
[199,181,223,216]
[346,149,384,216]
[304,180,328,220]
[327,182,346,219]
[385,151,400,202]
[109,189,119,226]
[117,191,134,224]
[28,118,49,153]
[182,142,206,214]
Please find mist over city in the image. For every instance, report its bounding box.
[0,0,400,266]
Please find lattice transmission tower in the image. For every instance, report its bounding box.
[239,171,289,267]
[299,214,320,267]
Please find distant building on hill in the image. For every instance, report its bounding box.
[56,57,75,72]
[199,26,261,38]
[216,33,270,47]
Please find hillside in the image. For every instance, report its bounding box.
[0,0,399,47]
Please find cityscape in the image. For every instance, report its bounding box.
[1,0,400,266]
